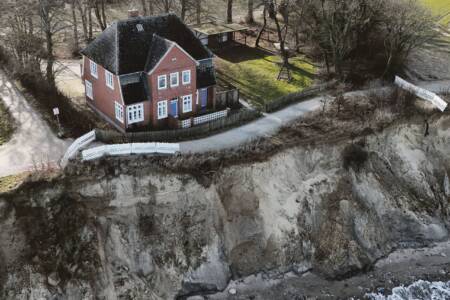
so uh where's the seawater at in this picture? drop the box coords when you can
[366,280,450,300]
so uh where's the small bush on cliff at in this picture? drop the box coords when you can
[342,144,368,171]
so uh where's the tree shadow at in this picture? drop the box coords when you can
[215,44,276,63]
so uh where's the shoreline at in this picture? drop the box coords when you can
[198,241,450,299]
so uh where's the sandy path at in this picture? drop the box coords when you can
[0,70,72,177]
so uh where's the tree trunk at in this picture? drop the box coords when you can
[324,51,330,75]
[71,0,79,55]
[227,0,233,23]
[93,0,107,31]
[39,0,55,86]
[88,5,93,41]
[180,0,187,21]
[148,0,154,15]
[140,0,148,15]
[76,0,89,42]
[271,3,288,66]
[269,1,291,80]
[255,5,267,47]
[45,29,55,86]
[246,0,254,24]
[196,0,201,24]
[164,0,170,13]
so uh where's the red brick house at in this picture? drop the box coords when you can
[80,13,217,132]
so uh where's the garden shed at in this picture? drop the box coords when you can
[190,21,249,49]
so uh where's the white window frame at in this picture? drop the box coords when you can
[105,70,114,90]
[182,70,191,85]
[115,101,124,123]
[90,60,98,79]
[221,33,228,42]
[157,100,168,119]
[158,75,167,90]
[127,103,144,124]
[182,94,192,113]
[170,72,179,87]
[85,80,93,100]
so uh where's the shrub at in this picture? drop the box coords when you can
[342,143,368,171]
[18,72,95,137]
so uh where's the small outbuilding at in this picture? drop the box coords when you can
[190,21,249,49]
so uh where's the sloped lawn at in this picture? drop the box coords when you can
[420,0,450,25]
[0,173,28,193]
[0,98,15,145]
[216,46,315,108]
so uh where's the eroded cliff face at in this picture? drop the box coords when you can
[0,115,449,299]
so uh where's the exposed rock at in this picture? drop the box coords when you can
[0,115,449,299]
[48,272,60,287]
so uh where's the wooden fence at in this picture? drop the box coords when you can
[96,109,261,144]
[216,89,240,108]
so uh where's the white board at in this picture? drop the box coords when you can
[394,76,448,112]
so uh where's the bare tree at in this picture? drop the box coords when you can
[70,0,80,55]
[227,0,233,23]
[39,0,65,86]
[0,1,44,74]
[381,0,435,77]
[268,0,291,80]
[93,0,107,31]
[140,0,148,15]
[76,0,93,42]
[255,1,267,47]
[246,0,254,24]
[195,0,202,24]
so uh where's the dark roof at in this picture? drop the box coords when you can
[144,34,172,72]
[119,73,150,105]
[81,13,213,75]
[197,66,216,88]
[81,23,118,73]
[121,81,148,105]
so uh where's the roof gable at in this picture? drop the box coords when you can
[144,34,173,73]
[81,13,213,75]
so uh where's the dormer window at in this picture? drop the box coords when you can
[136,24,144,32]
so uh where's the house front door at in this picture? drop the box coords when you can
[200,88,208,109]
[170,99,178,117]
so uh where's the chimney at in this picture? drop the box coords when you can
[128,9,140,18]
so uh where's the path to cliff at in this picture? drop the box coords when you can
[179,80,450,153]
[0,70,72,177]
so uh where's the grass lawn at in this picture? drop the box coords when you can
[0,98,15,145]
[420,0,450,25]
[0,173,28,194]
[215,46,315,108]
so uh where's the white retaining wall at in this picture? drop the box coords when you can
[81,142,180,161]
[395,76,448,112]
[60,130,96,167]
